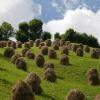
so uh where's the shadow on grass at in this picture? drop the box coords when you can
[41,93,56,100]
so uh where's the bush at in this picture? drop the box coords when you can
[41,46,48,55]
[12,80,35,100]
[44,68,56,82]
[25,50,35,59]
[4,47,15,58]
[66,89,85,100]
[35,54,45,67]
[15,57,27,71]
[76,47,84,57]
[60,54,69,65]
[48,49,57,59]
[11,54,22,64]
[25,72,42,95]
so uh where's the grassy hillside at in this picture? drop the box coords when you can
[0,46,100,100]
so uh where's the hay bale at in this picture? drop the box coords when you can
[35,39,41,47]
[24,42,30,49]
[35,54,45,67]
[17,41,22,48]
[39,42,45,49]
[76,47,84,57]
[44,63,54,70]
[4,47,15,58]
[61,46,69,55]
[60,54,69,65]
[29,40,34,47]
[87,68,98,76]
[25,72,42,95]
[72,43,79,52]
[79,43,84,49]
[22,48,29,57]
[0,41,6,48]
[44,68,56,82]
[84,45,90,53]
[11,54,22,64]
[25,50,35,59]
[46,39,52,47]
[94,94,100,100]
[11,42,16,49]
[15,57,27,71]
[12,80,35,100]
[91,49,99,59]
[53,39,60,46]
[48,49,57,59]
[53,44,59,50]
[60,39,65,46]
[7,40,12,47]
[87,68,99,85]
[66,89,85,100]
[41,46,48,55]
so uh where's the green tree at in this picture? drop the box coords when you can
[16,30,28,42]
[0,22,14,40]
[54,32,61,40]
[29,19,43,41]
[41,31,51,41]
[19,22,29,32]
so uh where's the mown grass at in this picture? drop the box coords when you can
[0,46,100,100]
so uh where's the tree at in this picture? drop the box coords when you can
[64,28,76,42]
[0,22,14,40]
[41,31,51,41]
[16,30,28,42]
[29,19,43,41]
[54,32,61,40]
[19,22,29,32]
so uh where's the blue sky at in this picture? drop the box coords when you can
[0,0,100,42]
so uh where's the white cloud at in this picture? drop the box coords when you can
[43,8,100,43]
[0,0,42,28]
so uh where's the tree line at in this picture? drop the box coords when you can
[0,19,99,48]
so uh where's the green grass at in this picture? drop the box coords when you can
[0,46,100,100]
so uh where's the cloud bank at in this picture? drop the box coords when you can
[0,0,42,27]
[43,8,100,43]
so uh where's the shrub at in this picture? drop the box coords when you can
[4,47,15,58]
[48,49,57,59]
[35,54,45,67]
[66,89,85,100]
[44,68,56,82]
[12,80,35,100]
[15,57,27,71]
[60,54,69,65]
[25,72,42,95]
